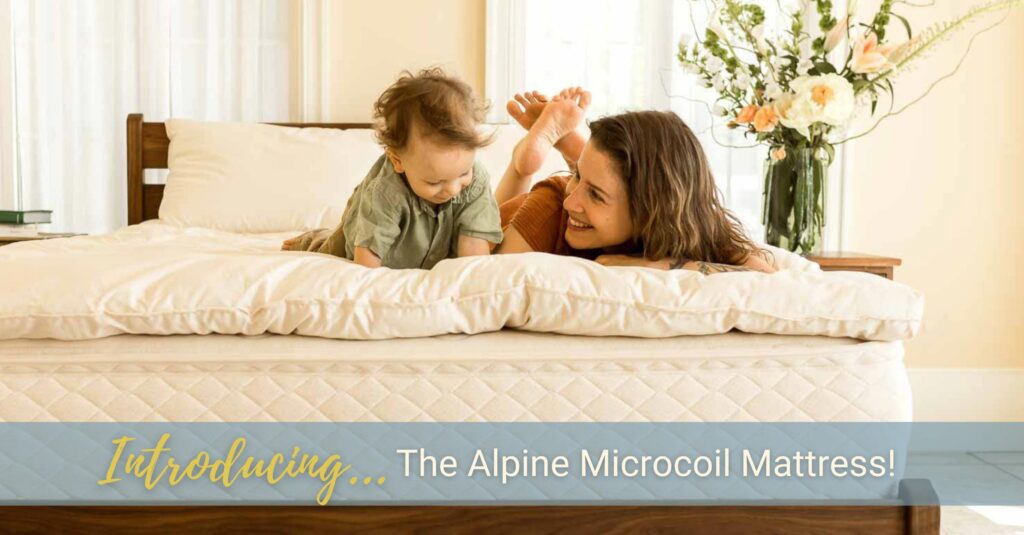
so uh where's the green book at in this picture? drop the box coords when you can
[0,210,52,224]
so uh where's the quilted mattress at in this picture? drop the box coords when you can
[0,330,911,422]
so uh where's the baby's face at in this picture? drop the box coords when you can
[389,134,475,206]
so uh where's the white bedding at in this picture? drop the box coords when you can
[0,222,923,342]
[0,330,911,422]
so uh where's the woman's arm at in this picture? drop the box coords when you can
[740,253,777,273]
[494,146,536,206]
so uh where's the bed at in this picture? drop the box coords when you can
[0,115,936,533]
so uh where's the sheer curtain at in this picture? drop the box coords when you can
[0,0,15,210]
[486,0,790,241]
[6,0,293,233]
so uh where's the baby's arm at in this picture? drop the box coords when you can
[457,235,491,257]
[454,166,504,258]
[353,246,383,268]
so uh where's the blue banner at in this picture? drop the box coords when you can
[0,422,1022,505]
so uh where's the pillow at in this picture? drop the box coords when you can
[159,120,566,234]
[161,119,369,233]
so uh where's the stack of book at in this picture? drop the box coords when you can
[0,210,53,236]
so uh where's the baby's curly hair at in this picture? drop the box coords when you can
[373,67,491,152]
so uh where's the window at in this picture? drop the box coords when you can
[1,0,295,233]
[487,0,848,247]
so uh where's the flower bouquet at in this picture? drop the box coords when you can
[677,0,1020,254]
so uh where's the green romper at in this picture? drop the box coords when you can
[313,155,503,269]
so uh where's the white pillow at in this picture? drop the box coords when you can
[160,120,565,234]
[161,119,370,233]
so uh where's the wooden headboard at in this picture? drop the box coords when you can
[125,114,373,225]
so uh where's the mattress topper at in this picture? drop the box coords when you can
[0,222,924,342]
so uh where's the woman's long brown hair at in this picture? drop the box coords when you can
[588,111,764,266]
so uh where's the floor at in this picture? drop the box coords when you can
[942,507,1024,534]
[909,451,1024,534]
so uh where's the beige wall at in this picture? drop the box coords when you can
[845,6,1024,368]
[324,0,486,122]
[320,1,1024,369]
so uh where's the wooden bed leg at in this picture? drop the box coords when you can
[899,479,940,535]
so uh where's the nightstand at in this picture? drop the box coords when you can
[806,251,902,280]
[0,232,84,247]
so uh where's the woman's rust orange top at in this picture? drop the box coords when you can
[498,174,598,260]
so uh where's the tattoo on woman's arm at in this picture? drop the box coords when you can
[694,262,753,275]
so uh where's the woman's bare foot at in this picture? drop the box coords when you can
[506,91,549,130]
[512,87,591,176]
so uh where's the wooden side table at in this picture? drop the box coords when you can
[0,232,84,247]
[806,251,902,280]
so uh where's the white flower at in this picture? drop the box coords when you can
[713,75,727,93]
[797,59,815,75]
[682,62,701,75]
[734,71,752,90]
[848,0,859,16]
[706,56,725,72]
[765,82,784,101]
[750,23,769,52]
[712,104,729,117]
[678,33,693,50]
[708,9,731,43]
[699,78,714,89]
[777,74,856,139]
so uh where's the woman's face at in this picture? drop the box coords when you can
[562,141,634,251]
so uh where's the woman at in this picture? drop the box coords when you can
[495,87,774,274]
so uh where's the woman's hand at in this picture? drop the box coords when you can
[595,255,672,270]
[595,254,777,274]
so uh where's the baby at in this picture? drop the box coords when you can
[282,68,502,269]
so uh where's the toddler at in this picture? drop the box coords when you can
[283,68,502,269]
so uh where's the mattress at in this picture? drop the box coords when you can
[0,330,911,422]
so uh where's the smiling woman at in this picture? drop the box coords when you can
[496,88,775,274]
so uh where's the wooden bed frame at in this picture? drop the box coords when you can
[117,113,940,534]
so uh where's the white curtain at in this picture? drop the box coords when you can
[487,0,790,240]
[7,0,293,233]
[0,0,15,210]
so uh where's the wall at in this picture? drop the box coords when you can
[324,0,486,122]
[845,5,1024,369]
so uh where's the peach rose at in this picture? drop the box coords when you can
[851,32,897,74]
[753,105,779,133]
[735,104,759,124]
[771,146,787,162]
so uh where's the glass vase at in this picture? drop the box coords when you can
[761,146,828,255]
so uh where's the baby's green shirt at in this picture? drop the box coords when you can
[320,154,503,269]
